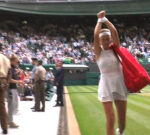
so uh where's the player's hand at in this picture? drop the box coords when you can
[97,10,106,18]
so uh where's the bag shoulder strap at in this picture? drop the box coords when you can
[111,46,122,64]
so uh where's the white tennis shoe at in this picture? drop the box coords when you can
[116,128,123,135]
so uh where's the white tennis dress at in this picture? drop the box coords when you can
[97,48,128,102]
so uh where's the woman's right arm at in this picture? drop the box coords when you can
[93,11,105,60]
[93,22,102,60]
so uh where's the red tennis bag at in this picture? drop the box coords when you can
[110,43,150,93]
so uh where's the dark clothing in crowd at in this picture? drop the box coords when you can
[9,65,19,89]
[54,68,64,86]
[54,68,64,106]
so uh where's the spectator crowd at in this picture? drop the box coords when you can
[0,15,150,65]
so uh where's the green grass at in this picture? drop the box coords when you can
[67,85,150,135]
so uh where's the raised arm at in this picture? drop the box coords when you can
[93,22,102,59]
[105,19,120,47]
[93,11,105,60]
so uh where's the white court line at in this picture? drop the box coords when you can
[1,94,60,135]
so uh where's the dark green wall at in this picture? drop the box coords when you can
[0,1,150,15]
[21,64,150,85]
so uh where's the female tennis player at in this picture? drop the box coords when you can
[93,10,128,135]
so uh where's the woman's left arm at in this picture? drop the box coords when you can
[105,19,120,47]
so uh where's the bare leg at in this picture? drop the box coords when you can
[115,100,127,134]
[102,102,115,135]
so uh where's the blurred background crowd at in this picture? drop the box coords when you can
[0,14,150,66]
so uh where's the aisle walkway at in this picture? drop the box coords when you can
[2,94,60,135]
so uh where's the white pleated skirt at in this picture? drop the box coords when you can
[98,71,128,102]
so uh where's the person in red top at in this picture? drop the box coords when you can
[19,69,26,82]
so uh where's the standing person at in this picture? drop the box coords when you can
[8,54,24,128]
[46,70,51,92]
[54,61,64,107]
[46,69,54,92]
[17,68,26,99]
[0,44,11,134]
[34,60,46,112]
[93,11,128,135]
[31,58,38,109]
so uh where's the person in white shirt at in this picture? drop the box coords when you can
[0,43,11,134]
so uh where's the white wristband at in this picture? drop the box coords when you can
[101,17,108,23]
[97,18,103,23]
[97,17,108,23]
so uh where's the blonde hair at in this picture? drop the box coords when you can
[99,29,111,38]
[10,54,18,61]
[100,28,110,33]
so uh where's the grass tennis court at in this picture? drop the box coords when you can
[67,85,150,135]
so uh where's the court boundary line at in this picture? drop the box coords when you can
[64,86,81,135]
